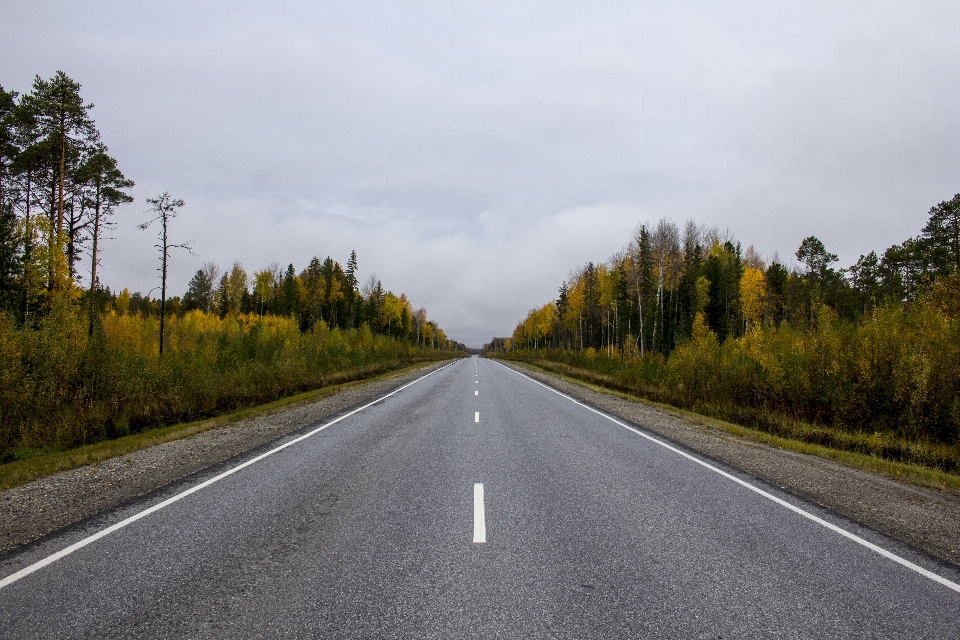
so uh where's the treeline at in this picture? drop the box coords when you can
[0,72,464,462]
[83,254,460,351]
[497,198,960,355]
[174,254,458,349]
[0,72,460,351]
[1,72,133,320]
[489,197,960,468]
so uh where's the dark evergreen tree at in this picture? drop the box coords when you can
[183,268,215,312]
[75,145,133,332]
[281,263,298,318]
[633,224,653,353]
[848,251,881,315]
[320,256,346,327]
[343,249,359,327]
[300,256,324,329]
[555,281,569,348]
[796,236,838,282]
[217,273,231,318]
[19,72,99,289]
[581,262,601,349]
[0,199,20,312]
[765,261,789,325]
[613,264,631,350]
[345,250,358,291]
[0,86,19,217]
[922,194,960,276]
[677,240,704,339]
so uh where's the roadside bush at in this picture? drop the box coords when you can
[0,307,458,461]
[496,299,960,472]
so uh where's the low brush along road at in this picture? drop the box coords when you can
[1,356,958,637]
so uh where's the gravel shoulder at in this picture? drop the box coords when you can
[0,360,451,556]
[500,360,960,570]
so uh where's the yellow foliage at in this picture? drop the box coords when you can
[102,309,157,358]
[1,305,457,458]
[114,288,130,315]
[381,292,405,331]
[740,267,766,329]
[930,273,960,319]
[691,312,713,343]
[512,302,556,348]
[694,276,710,316]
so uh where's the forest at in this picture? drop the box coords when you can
[0,72,463,463]
[488,198,960,474]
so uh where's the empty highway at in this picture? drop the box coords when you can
[1,356,958,638]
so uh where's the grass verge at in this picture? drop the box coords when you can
[502,358,960,496]
[0,358,455,492]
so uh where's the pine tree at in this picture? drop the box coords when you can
[345,250,358,291]
[0,199,20,312]
[0,85,19,218]
[139,193,191,354]
[19,72,99,290]
[183,267,215,312]
[281,264,298,317]
[556,281,569,348]
[343,250,359,327]
[922,194,960,275]
[75,144,133,333]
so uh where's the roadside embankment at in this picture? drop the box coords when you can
[499,359,960,570]
[0,360,452,555]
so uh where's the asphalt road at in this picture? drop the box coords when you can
[1,356,959,638]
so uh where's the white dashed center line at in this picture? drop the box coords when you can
[474,411,479,422]
[473,483,486,543]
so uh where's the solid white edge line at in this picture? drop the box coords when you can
[494,361,960,595]
[0,361,458,591]
[473,482,486,543]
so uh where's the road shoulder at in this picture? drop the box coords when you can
[499,360,960,570]
[0,360,451,556]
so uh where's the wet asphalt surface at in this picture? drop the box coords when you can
[1,356,958,638]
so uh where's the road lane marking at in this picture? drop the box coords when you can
[475,390,478,395]
[475,412,480,422]
[473,483,486,543]
[496,361,960,595]
[0,361,459,591]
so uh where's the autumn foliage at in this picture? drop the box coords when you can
[0,302,458,461]
[490,200,960,472]
[0,73,465,462]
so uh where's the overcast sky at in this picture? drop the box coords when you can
[3,1,959,346]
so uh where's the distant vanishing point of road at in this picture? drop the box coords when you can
[1,357,958,638]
